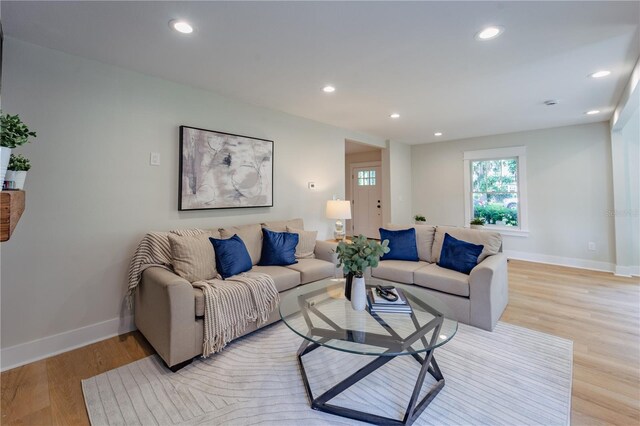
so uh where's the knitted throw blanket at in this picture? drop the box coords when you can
[193,273,279,357]
[127,231,279,357]
[126,232,174,306]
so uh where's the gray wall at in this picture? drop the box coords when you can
[0,38,385,350]
[411,122,615,267]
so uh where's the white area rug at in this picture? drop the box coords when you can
[82,322,572,425]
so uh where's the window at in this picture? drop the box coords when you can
[357,169,376,186]
[464,146,528,236]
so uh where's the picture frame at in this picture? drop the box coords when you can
[179,125,274,211]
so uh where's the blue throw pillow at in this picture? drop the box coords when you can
[209,234,253,279]
[258,228,299,266]
[438,233,484,275]
[379,228,419,261]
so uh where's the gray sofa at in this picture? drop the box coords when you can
[134,219,508,370]
[134,219,338,370]
[370,224,508,331]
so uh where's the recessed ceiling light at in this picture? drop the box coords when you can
[434,132,443,136]
[390,113,400,119]
[322,85,336,93]
[585,110,601,115]
[590,70,611,79]
[170,20,193,34]
[475,26,504,41]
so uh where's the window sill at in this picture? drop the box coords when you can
[487,227,529,237]
[467,226,529,237]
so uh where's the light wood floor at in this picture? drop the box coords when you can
[2,260,639,425]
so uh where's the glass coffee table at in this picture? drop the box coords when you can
[279,277,458,425]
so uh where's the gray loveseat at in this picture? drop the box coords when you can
[370,224,508,331]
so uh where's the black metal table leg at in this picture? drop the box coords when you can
[298,347,445,425]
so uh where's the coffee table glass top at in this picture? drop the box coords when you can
[279,277,458,356]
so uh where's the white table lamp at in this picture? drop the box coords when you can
[326,200,352,241]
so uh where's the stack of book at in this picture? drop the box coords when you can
[367,287,412,314]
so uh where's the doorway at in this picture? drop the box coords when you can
[345,140,383,239]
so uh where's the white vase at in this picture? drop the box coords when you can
[350,276,367,311]
[470,224,484,229]
[4,170,27,190]
[0,147,11,186]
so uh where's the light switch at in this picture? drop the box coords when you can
[150,152,161,166]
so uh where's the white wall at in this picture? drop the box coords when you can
[0,38,385,358]
[610,57,640,276]
[620,110,640,269]
[387,140,413,225]
[611,99,640,276]
[411,122,616,269]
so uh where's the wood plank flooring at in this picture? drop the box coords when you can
[2,260,639,425]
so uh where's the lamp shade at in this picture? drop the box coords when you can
[326,200,352,220]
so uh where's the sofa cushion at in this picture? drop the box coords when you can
[261,218,304,232]
[287,227,317,259]
[219,224,263,265]
[438,233,484,275]
[371,260,429,284]
[209,235,253,279]
[286,259,334,284]
[431,226,502,263]
[414,263,470,297]
[386,224,436,262]
[251,265,301,292]
[379,228,419,261]
[258,228,298,266]
[168,231,220,282]
[193,265,300,317]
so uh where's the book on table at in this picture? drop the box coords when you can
[368,288,413,313]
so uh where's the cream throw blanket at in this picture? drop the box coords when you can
[193,273,279,356]
[127,231,280,357]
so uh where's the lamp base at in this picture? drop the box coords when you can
[334,219,346,241]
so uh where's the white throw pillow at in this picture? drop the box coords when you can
[168,231,220,282]
[287,227,317,259]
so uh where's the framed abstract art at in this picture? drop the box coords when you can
[179,126,273,211]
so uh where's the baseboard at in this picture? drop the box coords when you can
[504,250,615,273]
[614,265,640,277]
[1,315,136,372]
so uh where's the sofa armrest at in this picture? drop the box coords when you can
[468,253,509,331]
[315,240,338,264]
[134,267,199,367]
[314,240,341,277]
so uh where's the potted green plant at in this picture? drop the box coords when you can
[470,217,486,229]
[5,154,31,190]
[1,112,37,186]
[414,214,426,224]
[336,235,390,310]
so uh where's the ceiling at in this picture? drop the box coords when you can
[3,1,639,145]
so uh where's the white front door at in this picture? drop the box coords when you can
[352,165,382,239]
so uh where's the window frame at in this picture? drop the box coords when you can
[463,146,529,237]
